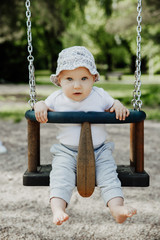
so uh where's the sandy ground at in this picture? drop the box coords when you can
[0,84,160,239]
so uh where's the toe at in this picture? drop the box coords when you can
[64,215,69,222]
[127,208,137,217]
[53,214,69,225]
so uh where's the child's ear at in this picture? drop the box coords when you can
[57,76,61,86]
[93,75,96,82]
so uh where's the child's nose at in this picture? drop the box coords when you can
[74,80,81,89]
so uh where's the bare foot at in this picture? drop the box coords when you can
[110,205,137,224]
[51,197,69,226]
[53,208,69,225]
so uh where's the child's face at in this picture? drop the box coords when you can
[58,67,95,102]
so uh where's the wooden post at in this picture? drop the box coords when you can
[130,123,136,168]
[130,121,144,172]
[77,122,95,197]
[28,119,40,172]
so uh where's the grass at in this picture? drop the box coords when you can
[35,70,52,85]
[0,70,160,122]
[0,109,28,123]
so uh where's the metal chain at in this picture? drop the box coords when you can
[25,0,37,108]
[132,0,142,110]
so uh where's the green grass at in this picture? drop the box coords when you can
[35,70,52,85]
[0,109,27,123]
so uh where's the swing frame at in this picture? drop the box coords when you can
[23,110,149,189]
[24,0,149,196]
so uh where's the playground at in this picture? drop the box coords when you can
[0,84,160,240]
[0,0,160,238]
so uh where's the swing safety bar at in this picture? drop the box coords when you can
[25,109,146,124]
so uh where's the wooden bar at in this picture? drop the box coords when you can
[130,123,136,167]
[77,122,95,197]
[28,119,40,172]
[130,121,144,172]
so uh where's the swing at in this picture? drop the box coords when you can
[23,0,149,197]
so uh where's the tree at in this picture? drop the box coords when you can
[0,1,28,83]
[105,0,160,73]
[0,0,89,83]
[62,0,130,72]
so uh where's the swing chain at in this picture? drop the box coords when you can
[25,0,37,108]
[132,0,142,111]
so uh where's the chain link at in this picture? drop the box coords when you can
[132,0,142,110]
[25,0,37,108]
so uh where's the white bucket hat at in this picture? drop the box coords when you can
[50,46,100,86]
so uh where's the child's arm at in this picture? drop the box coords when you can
[34,101,54,123]
[106,100,130,121]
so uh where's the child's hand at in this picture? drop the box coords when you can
[34,101,54,123]
[109,100,130,121]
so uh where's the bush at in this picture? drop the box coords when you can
[142,86,160,107]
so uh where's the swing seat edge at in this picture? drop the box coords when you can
[23,164,149,187]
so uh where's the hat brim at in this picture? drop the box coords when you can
[50,69,100,87]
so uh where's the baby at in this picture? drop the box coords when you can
[34,46,137,225]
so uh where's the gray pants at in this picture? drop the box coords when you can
[50,142,123,205]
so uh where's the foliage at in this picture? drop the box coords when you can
[145,0,160,9]
[0,0,89,83]
[0,41,28,83]
[141,85,160,107]
[0,1,24,41]
[0,1,27,82]
[106,0,160,73]
[0,0,160,83]
[62,0,131,73]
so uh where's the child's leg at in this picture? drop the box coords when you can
[108,197,137,224]
[95,143,137,224]
[50,144,77,225]
[51,197,69,225]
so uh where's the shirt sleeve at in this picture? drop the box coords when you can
[44,90,61,109]
[98,87,114,110]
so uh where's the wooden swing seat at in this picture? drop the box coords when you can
[23,164,149,187]
[23,110,149,197]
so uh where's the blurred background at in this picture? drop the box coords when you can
[0,0,160,121]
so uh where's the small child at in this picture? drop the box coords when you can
[34,46,137,225]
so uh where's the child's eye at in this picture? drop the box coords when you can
[81,77,88,81]
[67,77,73,81]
